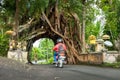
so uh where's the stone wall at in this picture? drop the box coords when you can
[7,40,28,63]
[79,52,103,64]
[79,51,120,64]
[7,50,28,63]
[103,51,119,63]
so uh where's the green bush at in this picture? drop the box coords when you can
[48,57,54,64]
[0,31,9,56]
[102,62,120,68]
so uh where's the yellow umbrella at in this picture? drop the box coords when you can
[5,30,16,36]
[5,30,14,35]
[102,35,110,40]
[90,40,96,44]
[89,35,96,40]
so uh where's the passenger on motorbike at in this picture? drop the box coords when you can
[53,38,66,63]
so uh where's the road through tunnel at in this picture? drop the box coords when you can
[26,33,62,64]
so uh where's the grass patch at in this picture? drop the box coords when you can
[79,61,120,68]
[102,62,120,68]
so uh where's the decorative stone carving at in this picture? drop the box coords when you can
[9,40,17,50]
[95,39,104,52]
[8,40,28,63]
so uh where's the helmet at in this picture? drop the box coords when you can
[57,38,63,43]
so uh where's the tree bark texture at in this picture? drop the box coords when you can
[14,0,19,40]
[43,0,83,64]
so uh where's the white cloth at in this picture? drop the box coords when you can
[104,41,113,47]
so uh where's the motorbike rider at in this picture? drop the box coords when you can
[53,38,66,63]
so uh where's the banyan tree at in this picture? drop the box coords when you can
[9,0,87,64]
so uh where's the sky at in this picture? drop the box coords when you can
[33,39,40,48]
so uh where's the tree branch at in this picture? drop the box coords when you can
[19,18,34,32]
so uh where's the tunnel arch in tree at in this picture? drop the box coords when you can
[18,0,85,64]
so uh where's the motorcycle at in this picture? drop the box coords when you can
[55,52,66,68]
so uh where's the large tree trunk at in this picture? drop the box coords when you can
[81,0,86,54]
[13,0,19,40]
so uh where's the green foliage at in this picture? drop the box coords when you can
[1,0,15,15]
[116,55,120,62]
[0,0,120,58]
[99,0,119,40]
[31,38,54,64]
[47,57,54,64]
[0,29,9,56]
[59,0,83,19]
[82,1,102,42]
[86,22,101,41]
[31,47,45,60]
[116,0,120,35]
[102,62,120,68]
[0,0,50,25]
[28,0,49,18]
[39,38,54,59]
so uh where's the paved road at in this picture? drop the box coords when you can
[0,62,120,80]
